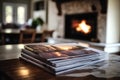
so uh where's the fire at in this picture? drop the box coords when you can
[76,20,91,34]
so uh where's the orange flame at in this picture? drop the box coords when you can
[76,20,91,34]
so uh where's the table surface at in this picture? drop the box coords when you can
[0,28,42,34]
[0,43,120,80]
[0,28,43,45]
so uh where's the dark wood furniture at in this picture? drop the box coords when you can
[1,59,116,80]
[40,30,54,42]
[19,29,36,43]
[0,29,42,45]
[0,43,120,80]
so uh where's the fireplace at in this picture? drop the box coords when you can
[64,12,98,41]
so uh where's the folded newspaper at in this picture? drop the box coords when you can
[20,43,108,75]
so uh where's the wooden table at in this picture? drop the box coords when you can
[0,28,43,34]
[0,44,120,80]
[0,28,43,45]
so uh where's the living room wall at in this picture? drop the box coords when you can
[105,0,120,53]
[33,0,46,22]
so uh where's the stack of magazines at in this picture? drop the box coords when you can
[20,43,108,75]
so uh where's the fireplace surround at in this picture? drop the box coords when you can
[48,0,120,53]
[65,12,98,42]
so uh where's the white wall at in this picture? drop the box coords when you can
[48,0,58,30]
[33,0,46,22]
[33,10,46,22]
[106,0,120,43]
[105,0,120,53]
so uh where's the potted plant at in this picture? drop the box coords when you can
[31,17,44,29]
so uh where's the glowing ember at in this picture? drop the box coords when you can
[76,20,91,34]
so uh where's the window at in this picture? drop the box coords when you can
[17,6,25,24]
[3,3,27,24]
[5,5,13,23]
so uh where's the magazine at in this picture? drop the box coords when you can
[20,53,104,75]
[20,43,108,75]
[24,44,100,61]
[22,49,103,67]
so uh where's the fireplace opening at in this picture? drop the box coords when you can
[64,12,98,42]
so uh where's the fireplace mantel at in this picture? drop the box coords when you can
[52,0,107,15]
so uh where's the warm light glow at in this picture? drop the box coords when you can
[6,45,13,50]
[18,44,24,49]
[76,20,91,34]
[78,42,89,47]
[5,29,12,33]
[54,52,62,56]
[57,46,74,50]
[19,67,29,76]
